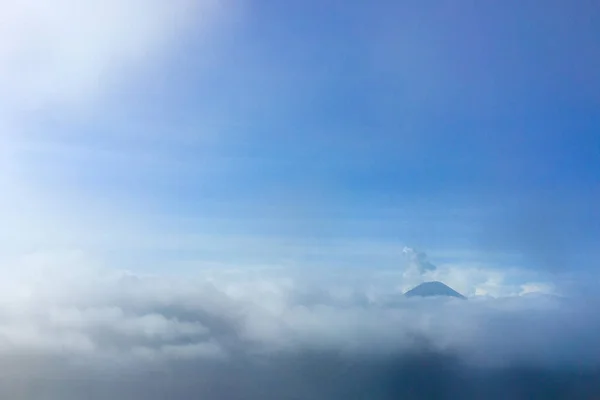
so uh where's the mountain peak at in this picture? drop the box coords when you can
[404,281,466,299]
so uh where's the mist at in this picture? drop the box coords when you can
[2,0,599,398]
[0,256,598,400]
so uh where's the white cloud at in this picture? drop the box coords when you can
[0,252,587,362]
[519,282,556,296]
[0,251,596,398]
[402,246,437,274]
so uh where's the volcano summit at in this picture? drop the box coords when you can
[404,281,466,299]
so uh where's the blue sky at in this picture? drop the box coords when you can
[1,0,599,292]
[6,4,600,396]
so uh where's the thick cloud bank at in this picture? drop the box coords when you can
[0,255,599,399]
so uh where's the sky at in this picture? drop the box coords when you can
[2,0,599,279]
[1,1,600,398]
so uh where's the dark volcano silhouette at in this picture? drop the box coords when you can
[404,281,466,299]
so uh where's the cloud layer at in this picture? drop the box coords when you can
[0,252,598,399]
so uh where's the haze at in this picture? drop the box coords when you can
[1,0,599,398]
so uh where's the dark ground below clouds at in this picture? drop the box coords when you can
[2,349,600,400]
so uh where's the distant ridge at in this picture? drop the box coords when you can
[404,281,466,299]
